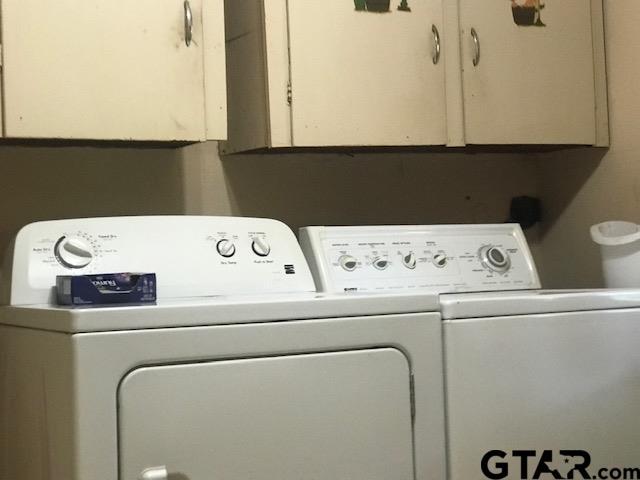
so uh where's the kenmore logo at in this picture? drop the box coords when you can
[284,265,296,275]
[344,287,358,292]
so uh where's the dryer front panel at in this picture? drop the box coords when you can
[118,348,415,480]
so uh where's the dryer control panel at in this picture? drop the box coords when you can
[2,216,316,305]
[299,224,541,294]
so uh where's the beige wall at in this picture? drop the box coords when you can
[0,146,187,258]
[537,1,640,288]
[0,142,539,265]
[188,145,539,230]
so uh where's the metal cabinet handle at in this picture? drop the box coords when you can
[471,27,480,66]
[140,466,168,480]
[184,0,193,47]
[432,25,441,65]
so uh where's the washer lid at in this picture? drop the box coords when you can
[440,289,640,319]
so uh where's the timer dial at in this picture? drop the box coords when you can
[479,246,511,273]
[54,236,94,269]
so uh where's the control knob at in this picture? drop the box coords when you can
[479,246,511,273]
[338,255,358,272]
[402,252,417,270]
[433,253,448,268]
[216,239,236,258]
[54,236,94,269]
[372,257,389,271]
[251,237,271,257]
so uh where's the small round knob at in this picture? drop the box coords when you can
[54,236,94,269]
[479,246,511,273]
[338,255,358,272]
[216,239,236,258]
[372,257,389,271]
[251,237,271,257]
[402,252,417,270]
[433,253,448,268]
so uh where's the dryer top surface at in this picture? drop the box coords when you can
[0,291,440,333]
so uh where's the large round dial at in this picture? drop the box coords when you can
[54,236,94,269]
[479,246,511,273]
[216,239,236,258]
[251,237,271,257]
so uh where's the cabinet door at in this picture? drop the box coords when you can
[287,0,446,147]
[2,0,206,141]
[203,0,228,140]
[459,0,596,144]
[119,349,414,480]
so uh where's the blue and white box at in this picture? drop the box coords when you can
[56,273,157,306]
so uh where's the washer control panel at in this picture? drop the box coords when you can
[2,216,315,306]
[299,224,541,294]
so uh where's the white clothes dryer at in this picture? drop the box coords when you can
[300,224,640,480]
[0,216,446,480]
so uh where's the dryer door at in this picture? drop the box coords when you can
[118,348,415,480]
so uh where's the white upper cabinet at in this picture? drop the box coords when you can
[223,0,446,152]
[223,0,607,152]
[1,0,227,141]
[458,0,599,145]
[287,0,446,147]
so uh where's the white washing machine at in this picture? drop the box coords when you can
[0,216,446,480]
[300,224,640,479]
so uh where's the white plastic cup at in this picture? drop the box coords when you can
[591,221,640,288]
